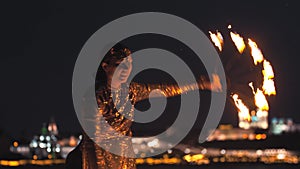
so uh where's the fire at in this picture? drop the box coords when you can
[262,60,274,79]
[248,82,269,129]
[263,79,276,95]
[209,31,223,52]
[262,60,276,95]
[230,32,246,53]
[254,88,269,111]
[232,94,251,122]
[248,39,264,65]
[207,26,276,130]
[249,82,269,111]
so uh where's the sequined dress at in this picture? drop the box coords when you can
[66,81,206,169]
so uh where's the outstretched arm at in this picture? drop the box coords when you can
[130,73,222,103]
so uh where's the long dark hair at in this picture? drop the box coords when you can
[95,43,131,90]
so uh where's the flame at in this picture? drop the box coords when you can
[232,94,251,122]
[248,39,264,65]
[249,82,269,111]
[207,26,276,130]
[249,82,256,95]
[263,79,276,95]
[262,60,276,95]
[262,60,274,79]
[230,32,246,53]
[209,31,223,51]
[254,88,269,111]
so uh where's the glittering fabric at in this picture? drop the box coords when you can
[80,80,206,169]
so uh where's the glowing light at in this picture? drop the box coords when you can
[255,89,269,111]
[183,155,192,162]
[242,134,248,139]
[262,60,276,95]
[230,32,246,53]
[33,155,38,160]
[147,139,159,148]
[232,94,250,122]
[0,161,19,167]
[13,141,19,147]
[39,136,44,141]
[256,150,263,156]
[184,148,191,154]
[261,122,268,129]
[209,31,224,51]
[277,153,286,160]
[183,154,207,164]
[205,26,276,130]
[256,110,268,117]
[39,143,46,148]
[262,79,276,95]
[248,39,264,65]
[261,134,267,139]
[201,148,207,154]
[0,159,65,166]
[31,141,38,148]
[249,83,269,111]
[255,134,262,140]
[69,136,77,147]
[55,147,61,152]
[262,60,274,79]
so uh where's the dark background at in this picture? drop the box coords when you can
[1,0,299,141]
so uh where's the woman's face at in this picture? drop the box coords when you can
[102,55,133,86]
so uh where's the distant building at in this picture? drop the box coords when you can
[10,118,80,159]
[48,117,58,136]
[206,124,267,141]
[270,117,300,135]
[29,119,61,159]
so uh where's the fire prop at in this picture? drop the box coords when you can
[209,25,276,129]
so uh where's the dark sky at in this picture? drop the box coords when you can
[1,0,299,139]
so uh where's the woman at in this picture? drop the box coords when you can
[66,43,222,169]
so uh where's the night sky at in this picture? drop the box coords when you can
[1,0,299,140]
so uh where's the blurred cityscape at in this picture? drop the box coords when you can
[1,115,300,168]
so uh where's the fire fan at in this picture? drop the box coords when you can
[208,25,276,130]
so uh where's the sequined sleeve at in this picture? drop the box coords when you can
[95,89,133,137]
[130,78,207,103]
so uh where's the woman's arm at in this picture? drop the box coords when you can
[130,74,222,103]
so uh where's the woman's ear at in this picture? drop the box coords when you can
[101,62,108,72]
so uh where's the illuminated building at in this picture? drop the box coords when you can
[28,119,61,159]
[48,117,58,136]
[270,117,300,135]
[206,124,267,141]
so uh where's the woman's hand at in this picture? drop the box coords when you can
[203,74,223,92]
